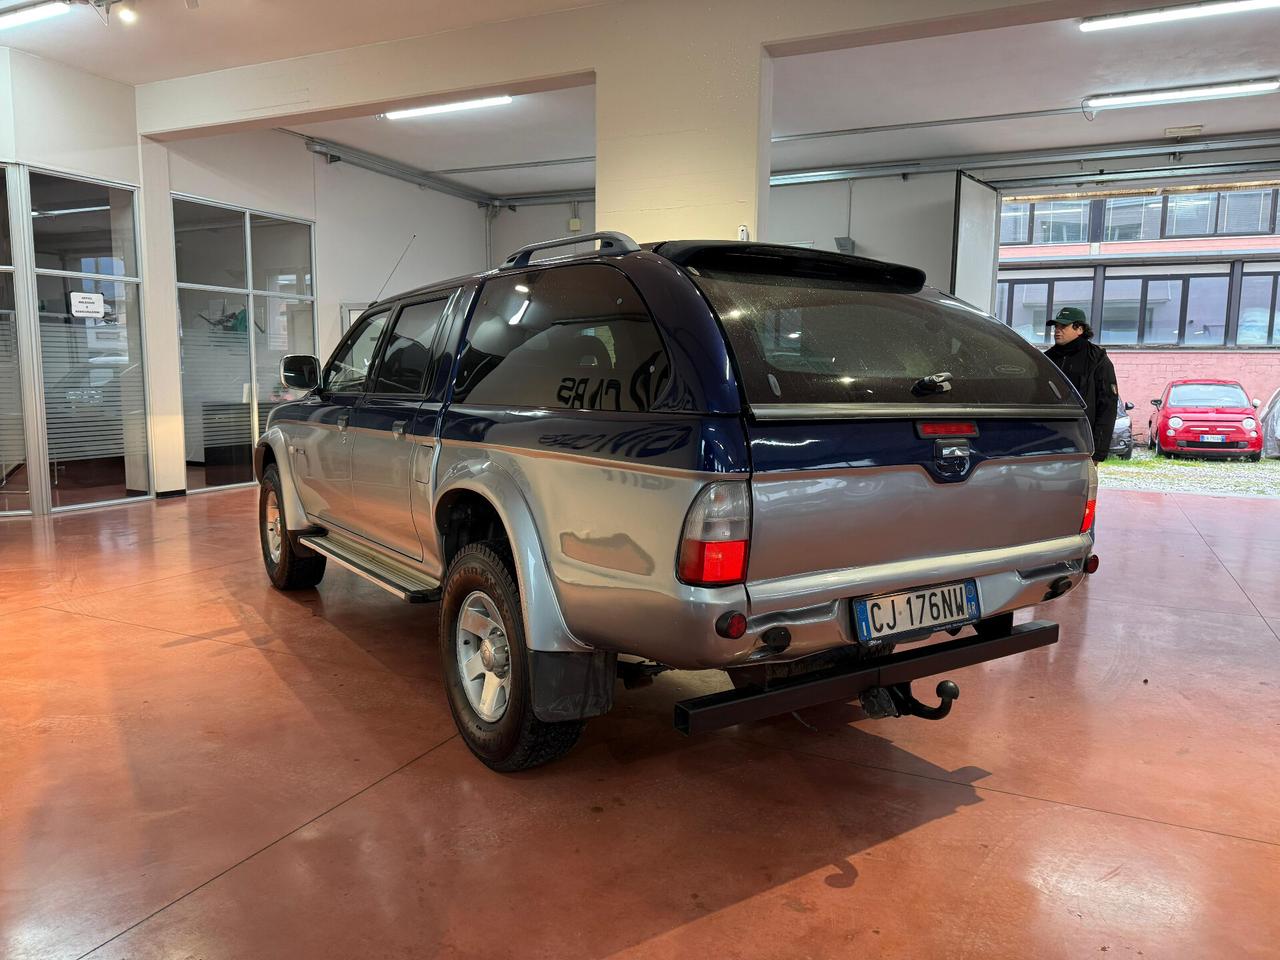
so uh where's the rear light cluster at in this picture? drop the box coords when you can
[1081,498,1097,533]
[677,481,750,586]
[918,421,978,438]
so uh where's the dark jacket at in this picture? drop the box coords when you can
[1045,338,1118,462]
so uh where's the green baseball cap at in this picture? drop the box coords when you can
[1048,306,1088,326]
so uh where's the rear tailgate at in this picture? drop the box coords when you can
[679,244,1092,612]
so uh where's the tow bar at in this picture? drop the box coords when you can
[674,620,1058,736]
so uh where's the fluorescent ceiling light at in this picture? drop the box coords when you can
[0,1,71,30]
[385,96,513,121]
[1084,78,1280,110]
[1081,0,1280,32]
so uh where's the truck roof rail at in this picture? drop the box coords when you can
[500,231,640,270]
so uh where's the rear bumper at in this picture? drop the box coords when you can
[674,620,1059,735]
[733,533,1090,664]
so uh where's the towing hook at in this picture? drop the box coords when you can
[890,680,960,720]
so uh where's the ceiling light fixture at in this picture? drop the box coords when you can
[0,1,71,31]
[1084,78,1280,111]
[115,1,136,23]
[384,95,513,121]
[1081,0,1280,32]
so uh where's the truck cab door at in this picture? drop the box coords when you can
[292,309,391,528]
[348,290,461,563]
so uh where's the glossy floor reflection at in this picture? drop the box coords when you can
[2,488,1278,959]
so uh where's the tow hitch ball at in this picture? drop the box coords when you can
[859,680,960,720]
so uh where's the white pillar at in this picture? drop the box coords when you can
[137,137,187,495]
[594,43,772,243]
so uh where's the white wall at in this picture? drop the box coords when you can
[489,202,595,268]
[167,129,314,219]
[2,50,138,185]
[314,158,486,351]
[767,182,850,252]
[847,173,958,291]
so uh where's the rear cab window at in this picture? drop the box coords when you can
[454,263,671,411]
[681,248,1077,411]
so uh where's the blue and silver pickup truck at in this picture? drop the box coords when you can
[255,233,1098,771]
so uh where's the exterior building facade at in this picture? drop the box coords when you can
[996,186,1280,439]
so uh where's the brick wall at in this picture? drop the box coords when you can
[1108,351,1280,441]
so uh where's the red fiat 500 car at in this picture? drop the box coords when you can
[1149,379,1263,462]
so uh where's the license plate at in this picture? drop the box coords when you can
[1199,434,1225,443]
[854,580,979,643]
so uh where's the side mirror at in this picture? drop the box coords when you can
[1253,398,1261,408]
[1151,398,1162,407]
[281,354,320,391]
[1124,402,1135,411]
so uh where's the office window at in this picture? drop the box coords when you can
[1103,196,1162,241]
[995,281,1009,321]
[1050,279,1094,324]
[30,173,138,278]
[1183,276,1229,346]
[1099,278,1141,345]
[173,198,317,490]
[1216,189,1273,235]
[1166,193,1216,236]
[1143,279,1182,345]
[1238,275,1277,346]
[1000,202,1030,244]
[1032,200,1089,244]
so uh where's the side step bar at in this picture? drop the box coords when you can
[674,620,1059,736]
[298,534,440,603]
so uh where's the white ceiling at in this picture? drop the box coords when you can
[4,3,1279,198]
[769,16,1280,172]
[0,0,607,85]
[285,10,1280,197]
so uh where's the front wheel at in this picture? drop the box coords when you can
[439,543,583,771]
[259,463,326,590]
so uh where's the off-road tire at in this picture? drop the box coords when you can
[260,464,326,590]
[439,542,583,771]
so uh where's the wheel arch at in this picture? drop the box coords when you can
[255,429,312,533]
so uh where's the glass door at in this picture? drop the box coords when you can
[29,172,149,509]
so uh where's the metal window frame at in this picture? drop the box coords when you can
[1029,199,1091,246]
[170,194,318,495]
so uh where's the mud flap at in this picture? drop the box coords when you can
[529,649,617,722]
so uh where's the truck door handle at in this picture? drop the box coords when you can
[337,413,350,433]
[392,420,407,440]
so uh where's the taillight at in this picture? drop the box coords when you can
[677,481,750,586]
[1081,498,1097,533]
[918,421,978,438]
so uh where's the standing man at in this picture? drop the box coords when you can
[1045,307,1118,463]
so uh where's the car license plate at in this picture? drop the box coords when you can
[1199,434,1225,443]
[854,580,979,643]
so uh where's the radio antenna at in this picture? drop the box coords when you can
[372,233,417,305]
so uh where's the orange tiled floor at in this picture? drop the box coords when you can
[2,488,1279,960]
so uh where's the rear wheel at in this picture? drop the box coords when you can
[259,464,326,590]
[439,543,583,771]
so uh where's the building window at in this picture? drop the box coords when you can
[1000,202,1030,244]
[1217,189,1274,235]
[995,278,1093,346]
[1099,278,1142,345]
[1238,275,1278,346]
[1183,276,1229,346]
[1142,279,1182,345]
[173,198,317,491]
[1103,196,1162,242]
[1165,193,1218,237]
[1032,200,1089,244]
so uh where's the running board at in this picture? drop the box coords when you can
[298,534,440,603]
[674,620,1059,736]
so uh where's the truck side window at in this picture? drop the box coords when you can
[453,265,670,411]
[324,310,389,393]
[373,297,450,395]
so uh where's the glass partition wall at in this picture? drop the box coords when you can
[173,198,315,490]
[1,166,149,515]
